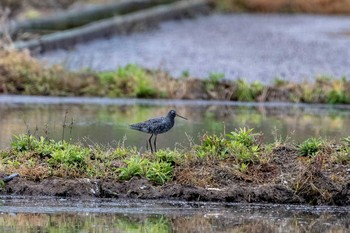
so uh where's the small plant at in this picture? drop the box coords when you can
[231,141,260,164]
[208,72,225,83]
[48,142,90,168]
[118,156,148,180]
[326,77,349,104]
[342,136,350,146]
[205,72,225,91]
[196,134,228,158]
[331,146,350,165]
[97,64,158,98]
[235,79,264,101]
[180,70,190,79]
[154,149,183,165]
[11,134,36,152]
[297,138,323,157]
[273,77,289,87]
[226,128,260,148]
[146,161,173,185]
[226,128,261,164]
[239,162,249,173]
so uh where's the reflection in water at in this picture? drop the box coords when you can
[1,98,350,149]
[0,198,349,233]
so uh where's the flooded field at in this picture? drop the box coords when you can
[39,14,350,83]
[1,95,350,149]
[0,196,349,233]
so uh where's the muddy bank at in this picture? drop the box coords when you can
[2,176,350,206]
[2,145,350,206]
[3,50,350,104]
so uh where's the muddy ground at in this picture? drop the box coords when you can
[2,146,350,206]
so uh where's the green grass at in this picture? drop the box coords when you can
[297,137,324,157]
[3,129,350,186]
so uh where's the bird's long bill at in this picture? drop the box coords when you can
[176,113,188,120]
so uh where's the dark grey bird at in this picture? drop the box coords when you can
[129,110,187,153]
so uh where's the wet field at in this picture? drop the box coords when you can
[39,14,350,83]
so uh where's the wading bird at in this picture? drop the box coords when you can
[129,110,187,153]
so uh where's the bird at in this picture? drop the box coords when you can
[129,110,187,153]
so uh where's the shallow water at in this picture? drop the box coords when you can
[1,95,350,149]
[0,196,349,233]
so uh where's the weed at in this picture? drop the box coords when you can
[342,136,350,146]
[11,134,90,168]
[298,138,323,157]
[331,147,350,165]
[97,64,158,98]
[230,141,260,164]
[154,149,184,165]
[117,155,148,180]
[180,70,190,79]
[196,134,228,159]
[209,72,225,83]
[205,72,225,91]
[146,161,173,185]
[273,77,289,87]
[226,127,260,148]
[226,128,261,164]
[235,79,264,101]
[326,78,350,104]
[48,142,90,168]
[239,162,249,173]
[11,134,36,152]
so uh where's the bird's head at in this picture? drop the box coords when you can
[168,110,187,120]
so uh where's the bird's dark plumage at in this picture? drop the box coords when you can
[129,110,187,152]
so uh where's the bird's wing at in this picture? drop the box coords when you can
[148,117,169,133]
[129,116,165,133]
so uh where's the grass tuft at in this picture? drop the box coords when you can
[297,137,323,157]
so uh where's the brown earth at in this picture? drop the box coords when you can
[2,146,350,206]
[217,0,350,14]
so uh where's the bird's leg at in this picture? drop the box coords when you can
[148,134,153,153]
[154,135,157,152]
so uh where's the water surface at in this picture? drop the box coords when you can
[1,96,350,150]
[0,196,349,233]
